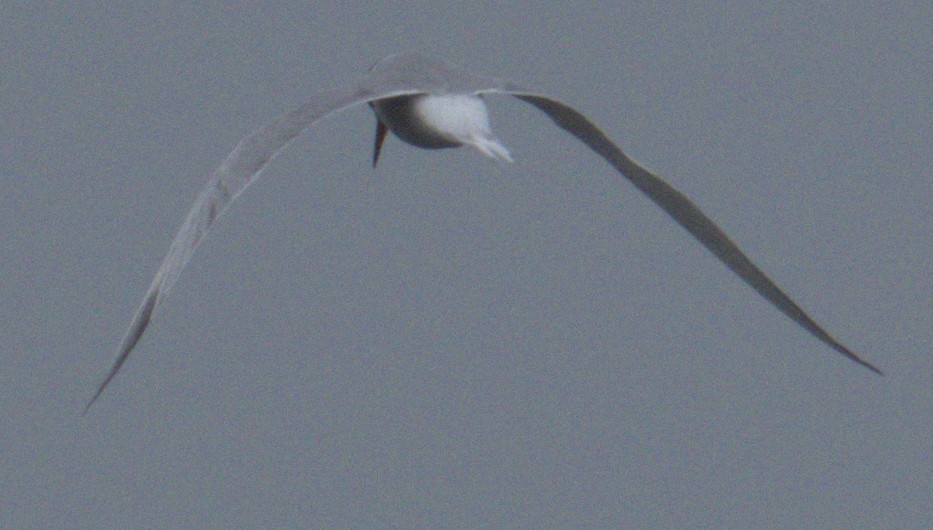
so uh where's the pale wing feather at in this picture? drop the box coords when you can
[85,89,368,412]
[85,55,487,412]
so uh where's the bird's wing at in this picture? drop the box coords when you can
[85,54,487,412]
[491,90,880,374]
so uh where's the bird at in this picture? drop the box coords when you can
[84,52,881,413]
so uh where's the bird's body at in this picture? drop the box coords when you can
[84,52,880,413]
[371,94,512,163]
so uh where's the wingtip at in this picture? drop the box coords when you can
[82,395,99,416]
[858,357,884,376]
[82,363,120,415]
[831,340,883,375]
[83,286,160,415]
[83,380,108,415]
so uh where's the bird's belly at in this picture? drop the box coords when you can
[372,94,475,150]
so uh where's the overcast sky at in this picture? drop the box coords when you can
[2,3,931,528]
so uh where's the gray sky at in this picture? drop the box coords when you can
[3,3,931,528]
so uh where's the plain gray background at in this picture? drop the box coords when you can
[3,3,931,528]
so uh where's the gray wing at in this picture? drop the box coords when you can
[496,91,881,375]
[84,54,496,412]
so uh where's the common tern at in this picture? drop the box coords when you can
[85,52,881,413]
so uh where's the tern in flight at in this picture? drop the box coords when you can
[85,52,881,412]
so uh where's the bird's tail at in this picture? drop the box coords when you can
[469,134,513,163]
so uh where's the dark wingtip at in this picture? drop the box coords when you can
[83,287,160,415]
[826,335,882,375]
[83,379,109,416]
[850,351,883,376]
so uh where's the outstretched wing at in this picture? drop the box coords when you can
[497,91,881,374]
[85,54,497,412]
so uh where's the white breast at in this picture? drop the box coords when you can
[373,94,512,162]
